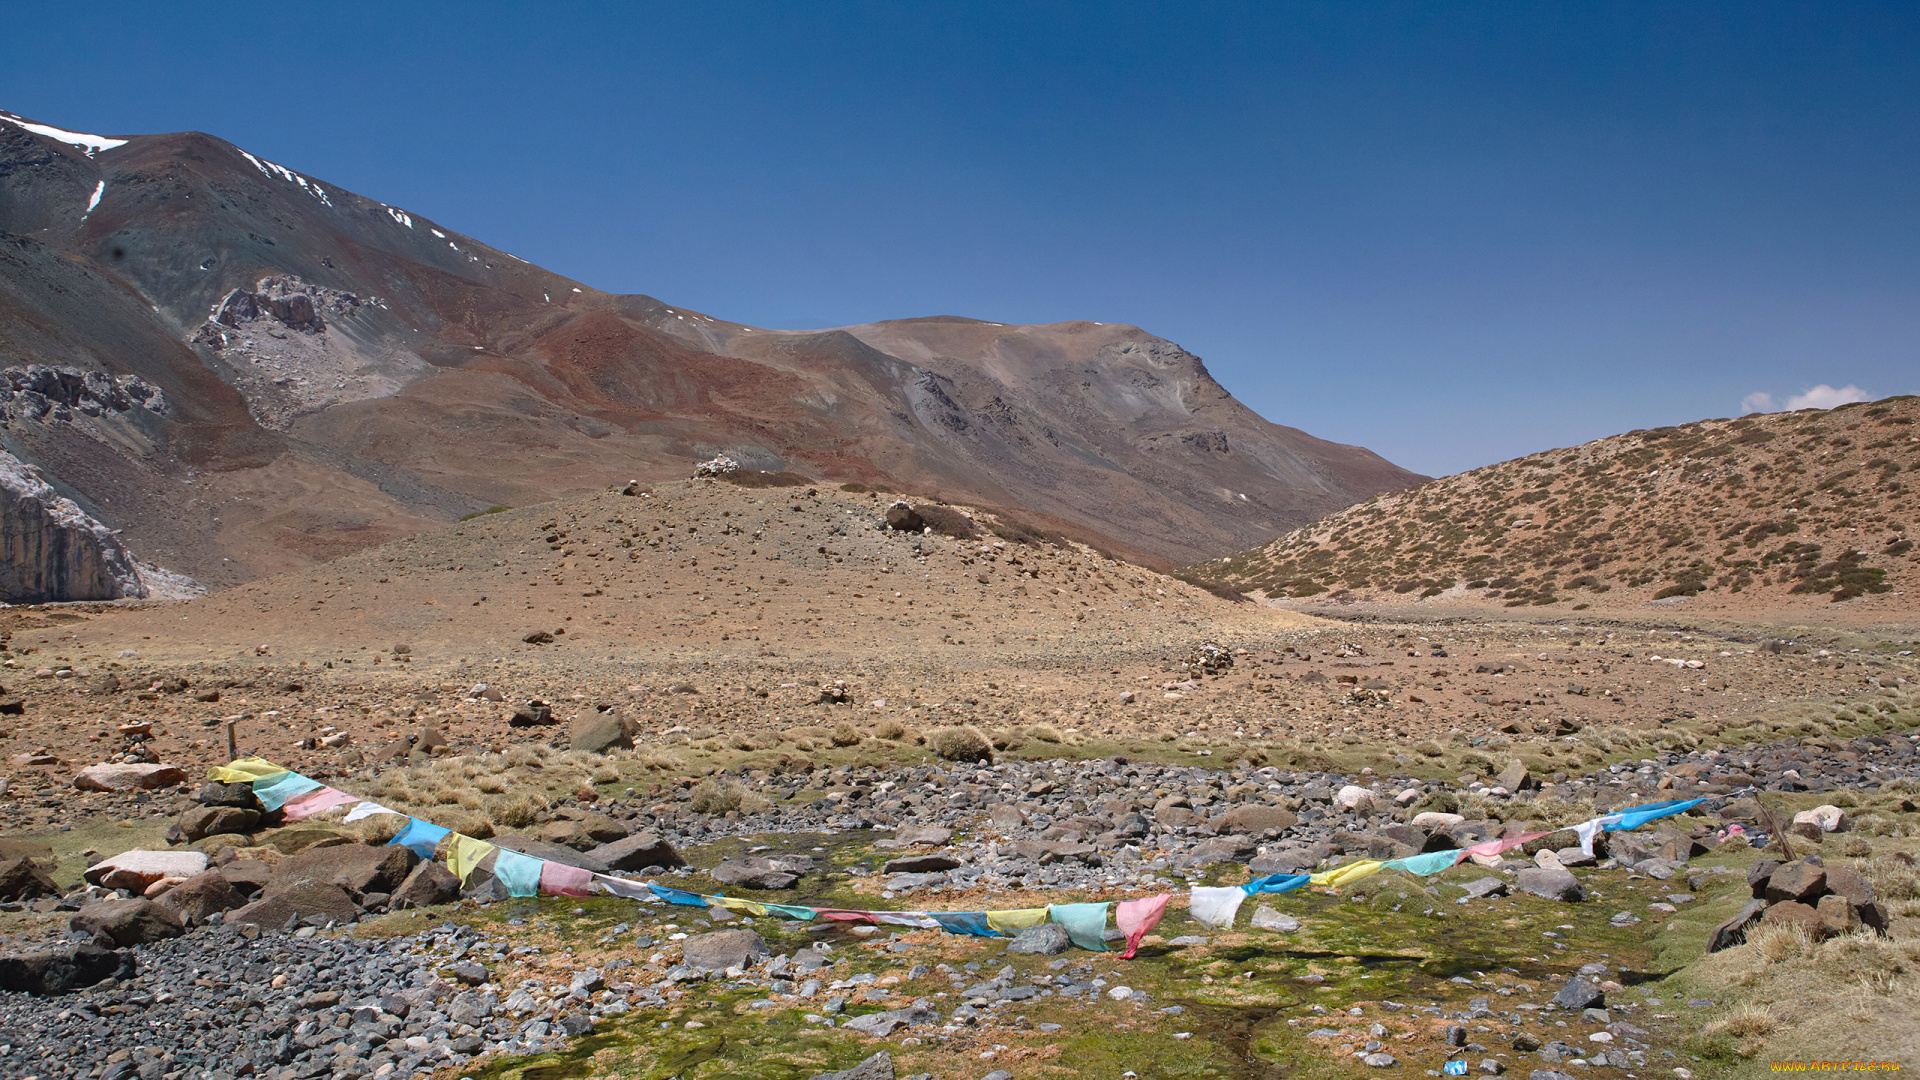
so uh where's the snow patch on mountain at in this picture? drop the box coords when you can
[0,112,128,155]
[85,180,104,213]
[236,149,334,206]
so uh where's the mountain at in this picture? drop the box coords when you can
[1190,396,1920,617]
[0,108,1420,593]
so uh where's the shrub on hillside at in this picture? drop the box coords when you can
[926,725,994,763]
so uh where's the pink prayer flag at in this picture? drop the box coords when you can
[539,860,593,897]
[1115,894,1171,960]
[280,787,359,821]
[1464,830,1553,858]
[813,908,880,923]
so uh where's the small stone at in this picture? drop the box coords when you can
[1005,923,1071,955]
[1250,906,1301,931]
[1552,976,1604,1011]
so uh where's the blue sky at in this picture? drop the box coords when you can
[6,2,1917,476]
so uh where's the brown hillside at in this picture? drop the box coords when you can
[1191,396,1920,618]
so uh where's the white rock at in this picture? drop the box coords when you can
[1106,985,1133,1000]
[1250,906,1301,932]
[84,849,208,891]
[1534,849,1565,871]
[1412,811,1465,829]
[73,762,187,792]
[1334,785,1375,812]
[1793,805,1848,833]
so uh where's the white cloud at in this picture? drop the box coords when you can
[1740,384,1871,414]
[1785,383,1871,411]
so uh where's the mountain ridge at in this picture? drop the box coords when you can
[0,107,1422,593]
[1190,395,1920,619]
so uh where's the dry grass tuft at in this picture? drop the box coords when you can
[926,725,994,763]
[831,722,863,747]
[421,807,493,840]
[690,776,747,814]
[1027,723,1063,743]
[873,717,909,741]
[489,792,547,830]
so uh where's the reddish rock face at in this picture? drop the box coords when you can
[83,850,209,891]
[72,763,186,792]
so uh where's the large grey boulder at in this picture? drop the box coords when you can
[570,712,632,754]
[0,450,147,602]
[681,928,768,971]
[590,831,684,872]
[0,944,132,996]
[391,860,462,909]
[1515,867,1587,902]
[807,1050,895,1080]
[70,898,185,947]
[1005,923,1071,955]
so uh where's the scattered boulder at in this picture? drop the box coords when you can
[509,699,555,726]
[681,928,769,972]
[1792,805,1848,833]
[840,1003,937,1038]
[1005,924,1072,955]
[1250,906,1301,932]
[84,850,209,892]
[227,880,359,929]
[73,763,186,792]
[1496,760,1531,792]
[1759,900,1824,935]
[895,826,952,845]
[1815,894,1859,935]
[1552,976,1604,1011]
[1333,785,1376,812]
[1514,867,1586,903]
[1214,805,1299,835]
[192,781,263,810]
[570,711,631,754]
[154,869,246,925]
[807,1050,895,1080]
[881,854,960,874]
[0,944,132,996]
[591,831,684,872]
[216,859,273,895]
[271,842,418,895]
[883,502,924,532]
[391,860,462,909]
[1706,899,1767,953]
[70,898,185,947]
[0,855,60,901]
[710,859,801,890]
[1764,860,1826,905]
[168,805,261,845]
[1181,835,1257,868]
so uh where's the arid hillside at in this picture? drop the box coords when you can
[0,108,1419,591]
[1191,396,1920,619]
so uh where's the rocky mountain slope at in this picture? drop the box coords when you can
[0,108,1419,592]
[0,449,146,602]
[1191,396,1920,618]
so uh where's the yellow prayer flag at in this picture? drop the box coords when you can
[208,757,290,784]
[985,908,1049,933]
[446,835,497,884]
[1310,860,1386,888]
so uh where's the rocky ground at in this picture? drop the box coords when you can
[2,477,1919,1079]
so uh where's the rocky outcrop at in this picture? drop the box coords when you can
[0,450,148,602]
[0,365,166,424]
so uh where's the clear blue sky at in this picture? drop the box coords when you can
[6,2,1917,476]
